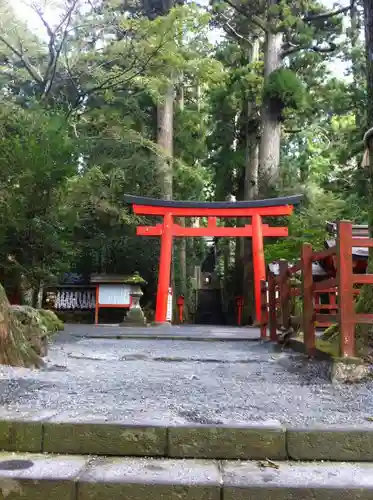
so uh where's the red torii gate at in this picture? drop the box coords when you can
[124,194,302,325]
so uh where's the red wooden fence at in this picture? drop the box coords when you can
[260,221,373,358]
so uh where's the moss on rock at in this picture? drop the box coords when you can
[38,309,64,334]
[0,284,42,367]
[10,305,63,358]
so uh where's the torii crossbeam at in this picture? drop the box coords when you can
[124,194,302,325]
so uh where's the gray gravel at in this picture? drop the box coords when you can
[1,325,373,426]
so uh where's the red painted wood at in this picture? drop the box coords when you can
[137,224,288,238]
[351,238,373,248]
[315,314,338,324]
[313,278,337,291]
[95,285,99,325]
[268,271,278,341]
[260,280,268,338]
[302,243,316,356]
[132,204,294,217]
[355,313,373,324]
[155,212,173,323]
[252,214,266,325]
[353,274,373,284]
[311,247,337,261]
[314,304,339,310]
[279,260,291,330]
[337,221,355,357]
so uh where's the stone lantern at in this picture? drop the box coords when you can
[120,285,147,326]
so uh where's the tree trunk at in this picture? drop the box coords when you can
[0,284,42,367]
[259,24,283,195]
[350,2,364,128]
[157,83,174,200]
[244,37,260,202]
[242,38,260,323]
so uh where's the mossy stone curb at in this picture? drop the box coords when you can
[0,421,42,453]
[43,422,166,456]
[3,417,373,461]
[287,427,373,461]
[168,423,286,460]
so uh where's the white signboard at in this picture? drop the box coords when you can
[166,287,173,322]
[98,284,131,306]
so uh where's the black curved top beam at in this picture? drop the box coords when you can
[123,194,303,209]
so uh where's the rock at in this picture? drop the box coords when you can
[330,357,369,383]
[10,306,63,356]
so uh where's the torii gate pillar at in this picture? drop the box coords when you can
[252,214,266,324]
[155,212,173,323]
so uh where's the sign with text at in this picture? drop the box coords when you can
[98,284,131,306]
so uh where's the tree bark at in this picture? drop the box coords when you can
[157,83,174,200]
[241,38,260,323]
[350,1,364,128]
[259,20,283,195]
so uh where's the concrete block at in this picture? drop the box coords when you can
[222,460,373,499]
[0,410,58,453]
[78,457,221,500]
[0,451,88,500]
[287,427,373,461]
[168,422,286,459]
[0,421,42,453]
[43,422,167,456]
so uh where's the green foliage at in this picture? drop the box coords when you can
[265,187,346,263]
[0,100,76,289]
[263,68,307,115]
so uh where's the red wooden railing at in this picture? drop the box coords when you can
[260,221,373,358]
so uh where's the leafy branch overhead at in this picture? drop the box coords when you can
[219,0,355,57]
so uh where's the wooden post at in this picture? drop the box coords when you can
[302,243,316,356]
[337,221,355,357]
[252,214,266,324]
[95,285,99,325]
[268,270,277,341]
[330,290,337,313]
[279,260,290,330]
[260,280,268,338]
[155,212,173,323]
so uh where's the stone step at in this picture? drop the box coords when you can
[1,412,373,461]
[1,452,373,499]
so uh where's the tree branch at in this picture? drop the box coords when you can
[218,12,253,45]
[303,0,355,22]
[281,41,337,58]
[31,0,79,98]
[0,35,43,84]
[223,0,268,32]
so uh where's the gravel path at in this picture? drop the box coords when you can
[1,325,373,426]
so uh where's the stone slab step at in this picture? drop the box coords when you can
[2,411,373,461]
[1,452,373,499]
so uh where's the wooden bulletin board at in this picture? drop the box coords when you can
[95,284,132,324]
